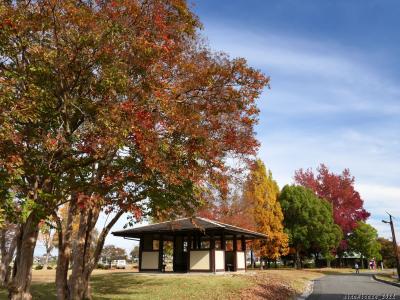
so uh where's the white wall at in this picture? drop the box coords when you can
[215,250,225,271]
[236,251,245,269]
[141,251,159,270]
[190,250,210,270]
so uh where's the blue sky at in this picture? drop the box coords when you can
[36,1,400,255]
[189,0,400,240]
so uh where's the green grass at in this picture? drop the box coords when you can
[0,272,252,300]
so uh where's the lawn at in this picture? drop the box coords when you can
[0,268,324,300]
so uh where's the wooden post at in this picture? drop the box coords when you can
[221,233,226,271]
[158,235,164,272]
[233,235,237,271]
[138,236,143,272]
[187,234,191,272]
[173,235,177,272]
[241,236,247,271]
[210,235,215,273]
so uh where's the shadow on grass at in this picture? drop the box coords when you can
[91,273,168,299]
[0,282,57,300]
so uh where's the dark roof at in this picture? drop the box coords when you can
[112,217,267,240]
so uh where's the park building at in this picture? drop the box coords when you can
[112,217,267,273]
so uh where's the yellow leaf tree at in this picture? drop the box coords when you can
[243,159,289,264]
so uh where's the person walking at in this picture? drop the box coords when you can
[355,262,360,274]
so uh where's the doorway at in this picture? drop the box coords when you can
[173,236,188,272]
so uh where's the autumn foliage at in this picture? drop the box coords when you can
[294,164,370,239]
[0,1,268,299]
[243,160,289,260]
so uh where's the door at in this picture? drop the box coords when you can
[173,236,188,272]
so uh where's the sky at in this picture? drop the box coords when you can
[34,1,400,255]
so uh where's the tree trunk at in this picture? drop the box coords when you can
[327,258,331,268]
[68,205,100,300]
[0,227,18,287]
[8,214,39,300]
[43,251,50,270]
[71,209,124,300]
[295,249,301,269]
[55,200,76,300]
[361,255,364,269]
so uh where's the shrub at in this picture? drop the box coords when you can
[34,265,43,270]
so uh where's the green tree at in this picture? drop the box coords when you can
[279,185,341,268]
[243,160,288,264]
[130,246,140,260]
[348,222,382,269]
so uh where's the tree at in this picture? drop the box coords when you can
[294,164,370,251]
[294,164,370,235]
[101,245,127,263]
[279,185,342,268]
[242,160,288,264]
[378,237,400,268]
[0,1,267,299]
[130,246,139,260]
[0,223,19,287]
[348,222,382,269]
[38,220,56,270]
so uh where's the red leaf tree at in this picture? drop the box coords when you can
[294,164,370,250]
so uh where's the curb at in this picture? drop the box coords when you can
[297,280,314,300]
[372,274,400,288]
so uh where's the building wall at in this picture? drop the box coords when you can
[141,251,159,270]
[236,251,245,269]
[189,250,210,271]
[215,250,225,271]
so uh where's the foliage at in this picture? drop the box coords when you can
[0,209,4,228]
[348,222,382,262]
[130,246,139,259]
[0,0,267,298]
[378,237,400,268]
[242,159,288,259]
[294,164,370,243]
[279,185,342,267]
[101,245,127,261]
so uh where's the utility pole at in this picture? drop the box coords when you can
[382,212,400,281]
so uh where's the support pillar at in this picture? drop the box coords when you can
[233,235,237,271]
[158,235,164,272]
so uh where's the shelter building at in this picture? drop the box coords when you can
[112,217,267,273]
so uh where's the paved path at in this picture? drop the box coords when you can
[307,273,400,300]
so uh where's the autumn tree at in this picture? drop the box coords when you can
[0,1,267,299]
[279,185,342,268]
[294,164,370,252]
[101,245,127,262]
[242,160,288,265]
[348,222,382,269]
[378,237,400,268]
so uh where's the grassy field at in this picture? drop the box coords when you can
[0,268,326,300]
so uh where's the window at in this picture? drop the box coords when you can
[225,240,233,251]
[236,240,242,251]
[143,236,153,251]
[215,240,222,250]
[200,240,210,249]
[153,240,159,250]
